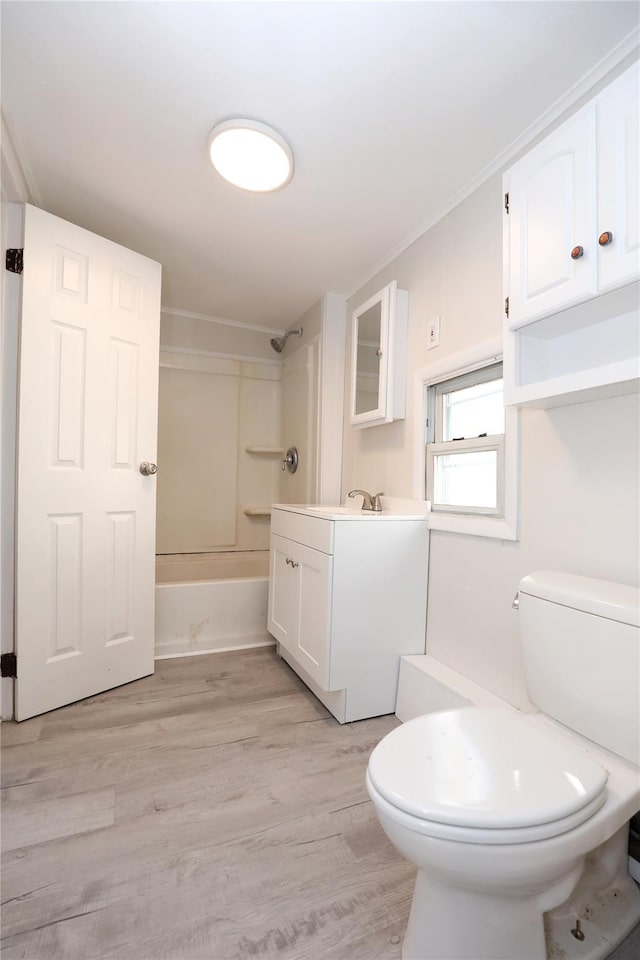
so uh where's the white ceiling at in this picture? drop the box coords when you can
[2,1,638,328]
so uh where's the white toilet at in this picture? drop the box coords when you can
[367,572,640,960]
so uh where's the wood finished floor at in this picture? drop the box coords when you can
[2,647,639,960]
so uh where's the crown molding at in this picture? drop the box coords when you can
[347,29,640,300]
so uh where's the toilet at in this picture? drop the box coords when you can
[366,572,640,960]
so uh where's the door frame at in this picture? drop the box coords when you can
[0,201,24,720]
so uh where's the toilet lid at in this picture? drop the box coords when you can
[368,708,608,830]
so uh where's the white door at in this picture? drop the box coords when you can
[15,205,161,720]
[506,109,597,329]
[597,63,640,293]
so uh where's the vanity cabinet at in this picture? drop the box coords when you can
[349,281,408,428]
[503,61,639,408]
[268,504,429,723]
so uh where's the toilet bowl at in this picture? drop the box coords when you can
[367,707,640,960]
[367,573,640,960]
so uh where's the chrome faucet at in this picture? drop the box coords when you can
[348,489,384,512]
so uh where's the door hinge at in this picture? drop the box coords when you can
[0,652,17,678]
[505,296,510,318]
[6,249,23,274]
[504,192,509,214]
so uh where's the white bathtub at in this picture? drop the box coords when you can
[155,551,273,659]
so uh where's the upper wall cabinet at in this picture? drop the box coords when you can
[505,62,639,331]
[349,281,408,428]
[503,61,640,408]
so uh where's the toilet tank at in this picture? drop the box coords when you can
[519,571,640,766]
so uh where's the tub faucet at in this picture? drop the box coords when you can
[348,489,384,512]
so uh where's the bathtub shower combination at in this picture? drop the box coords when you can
[155,551,272,659]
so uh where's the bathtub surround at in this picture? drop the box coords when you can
[342,60,640,711]
[157,350,282,554]
[279,294,347,505]
[157,296,345,560]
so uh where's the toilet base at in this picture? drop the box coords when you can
[544,828,640,960]
[402,869,551,960]
[400,827,640,960]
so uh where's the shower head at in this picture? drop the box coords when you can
[269,327,303,354]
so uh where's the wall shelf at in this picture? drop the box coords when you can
[243,507,272,518]
[244,446,284,455]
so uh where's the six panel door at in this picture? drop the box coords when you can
[15,205,161,720]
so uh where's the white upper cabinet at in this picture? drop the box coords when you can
[506,111,597,329]
[503,62,640,410]
[597,66,640,293]
[349,281,408,428]
[504,61,639,331]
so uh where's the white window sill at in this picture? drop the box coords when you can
[428,511,517,541]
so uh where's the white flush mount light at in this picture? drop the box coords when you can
[208,118,294,193]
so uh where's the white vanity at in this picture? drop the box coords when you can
[267,500,430,723]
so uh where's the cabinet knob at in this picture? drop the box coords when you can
[598,231,613,247]
[570,245,584,260]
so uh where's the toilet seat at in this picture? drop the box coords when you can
[367,708,609,845]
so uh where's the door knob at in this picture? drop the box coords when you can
[139,462,158,476]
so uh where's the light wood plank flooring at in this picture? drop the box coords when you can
[2,648,639,960]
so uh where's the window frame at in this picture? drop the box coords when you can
[414,337,519,541]
[426,361,504,517]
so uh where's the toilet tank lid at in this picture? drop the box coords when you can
[520,572,640,627]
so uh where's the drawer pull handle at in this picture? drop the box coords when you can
[570,245,584,260]
[598,231,613,246]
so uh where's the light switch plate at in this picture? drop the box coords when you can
[427,316,441,349]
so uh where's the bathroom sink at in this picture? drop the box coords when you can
[271,501,431,521]
[304,505,361,515]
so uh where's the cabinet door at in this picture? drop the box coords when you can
[297,542,333,689]
[597,64,640,293]
[506,109,597,329]
[268,534,300,649]
[268,535,333,690]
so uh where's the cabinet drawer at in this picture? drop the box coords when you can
[270,508,334,554]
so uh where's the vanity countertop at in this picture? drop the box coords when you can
[271,499,430,521]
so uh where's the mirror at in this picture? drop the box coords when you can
[350,281,408,428]
[354,300,382,415]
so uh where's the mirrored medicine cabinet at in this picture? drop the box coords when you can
[349,280,408,428]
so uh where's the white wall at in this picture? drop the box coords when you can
[342,175,640,709]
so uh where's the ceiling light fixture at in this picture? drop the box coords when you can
[208,118,294,193]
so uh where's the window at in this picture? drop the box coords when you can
[426,363,504,516]
[415,339,519,541]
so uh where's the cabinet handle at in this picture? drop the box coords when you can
[570,246,584,260]
[285,557,299,569]
[598,231,613,246]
